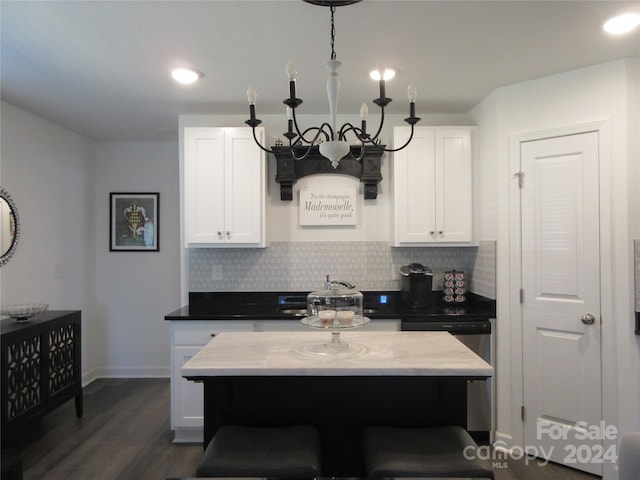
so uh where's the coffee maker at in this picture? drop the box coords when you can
[400,263,433,308]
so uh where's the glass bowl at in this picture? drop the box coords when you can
[1,303,49,322]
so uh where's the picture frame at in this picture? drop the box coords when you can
[110,192,159,251]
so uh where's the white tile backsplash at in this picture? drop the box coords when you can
[470,241,497,300]
[189,241,497,299]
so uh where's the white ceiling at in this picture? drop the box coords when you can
[1,0,638,142]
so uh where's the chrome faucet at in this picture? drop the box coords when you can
[325,275,355,290]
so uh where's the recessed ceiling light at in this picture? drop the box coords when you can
[603,13,640,35]
[171,68,201,85]
[369,68,396,81]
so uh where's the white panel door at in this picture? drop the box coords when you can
[521,131,602,475]
[224,128,265,244]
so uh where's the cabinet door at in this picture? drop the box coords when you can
[435,128,472,243]
[392,126,473,245]
[171,345,204,430]
[171,321,254,441]
[224,128,265,245]
[393,127,437,244]
[184,127,225,244]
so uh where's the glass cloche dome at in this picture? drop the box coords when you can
[301,276,369,352]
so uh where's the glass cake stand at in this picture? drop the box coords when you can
[300,313,370,354]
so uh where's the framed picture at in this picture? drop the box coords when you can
[110,192,159,251]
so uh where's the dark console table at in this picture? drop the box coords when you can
[1,310,82,445]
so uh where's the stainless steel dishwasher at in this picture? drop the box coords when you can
[401,315,494,440]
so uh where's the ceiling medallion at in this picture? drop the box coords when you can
[245,0,420,168]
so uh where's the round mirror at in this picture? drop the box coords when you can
[0,187,20,266]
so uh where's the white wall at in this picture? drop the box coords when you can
[0,105,181,381]
[94,142,180,379]
[471,59,640,480]
[0,102,99,377]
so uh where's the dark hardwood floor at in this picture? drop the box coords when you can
[12,378,600,480]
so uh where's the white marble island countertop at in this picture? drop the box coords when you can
[181,331,493,378]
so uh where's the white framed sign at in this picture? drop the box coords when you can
[299,188,357,226]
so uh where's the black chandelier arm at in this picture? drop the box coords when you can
[290,107,336,143]
[245,126,326,162]
[340,122,418,154]
[298,125,333,145]
[339,104,388,145]
[288,143,318,161]
[284,124,335,161]
[378,122,417,152]
[338,122,375,144]
[368,104,388,143]
[247,126,300,156]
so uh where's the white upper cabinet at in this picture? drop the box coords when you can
[392,126,473,245]
[184,127,266,247]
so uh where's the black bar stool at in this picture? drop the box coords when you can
[196,425,321,478]
[362,425,495,478]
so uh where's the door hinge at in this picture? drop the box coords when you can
[514,171,524,189]
[520,288,524,304]
[521,405,525,421]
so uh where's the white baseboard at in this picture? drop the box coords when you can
[173,428,204,444]
[82,366,170,386]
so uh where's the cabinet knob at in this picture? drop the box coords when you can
[217,231,222,237]
[226,231,231,237]
[430,230,435,235]
[438,230,444,235]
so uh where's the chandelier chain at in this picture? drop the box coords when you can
[330,5,336,61]
[245,0,421,166]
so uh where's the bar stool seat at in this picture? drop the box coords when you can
[196,425,321,478]
[362,426,494,479]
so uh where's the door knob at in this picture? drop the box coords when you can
[581,313,596,325]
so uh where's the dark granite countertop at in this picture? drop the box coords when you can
[165,291,496,321]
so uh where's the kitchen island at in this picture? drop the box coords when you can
[182,330,492,476]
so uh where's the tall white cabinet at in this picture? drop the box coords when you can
[183,127,266,247]
[392,126,474,245]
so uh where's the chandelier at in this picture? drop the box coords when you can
[245,0,420,168]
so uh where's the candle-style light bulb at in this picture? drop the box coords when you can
[360,103,369,121]
[247,86,257,105]
[286,60,298,101]
[360,103,369,137]
[286,60,297,81]
[246,86,260,125]
[406,84,419,125]
[286,106,293,120]
[408,84,417,103]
